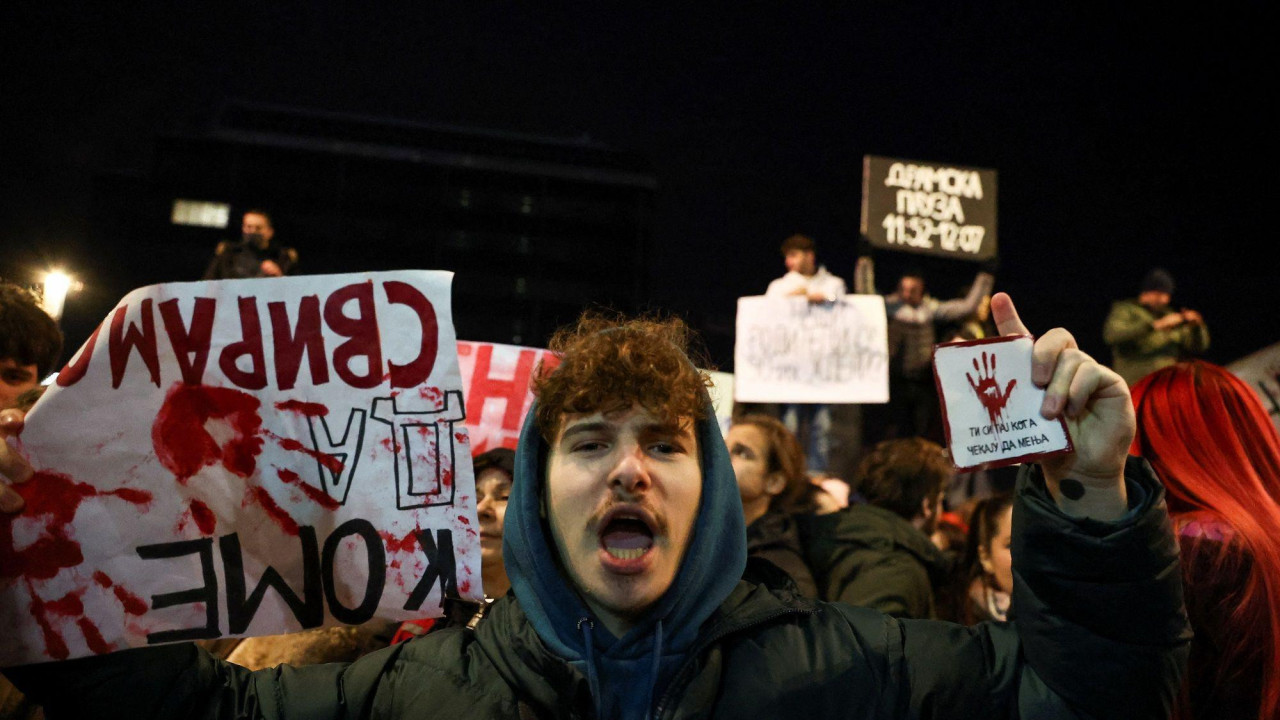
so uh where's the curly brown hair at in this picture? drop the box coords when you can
[732,414,810,514]
[855,437,952,520]
[532,311,712,443]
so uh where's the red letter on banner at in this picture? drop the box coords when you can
[324,282,382,389]
[468,346,538,432]
[383,281,438,389]
[109,300,162,388]
[270,296,329,391]
[158,297,216,386]
[56,321,104,388]
[219,297,268,390]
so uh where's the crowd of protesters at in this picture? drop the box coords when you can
[0,217,1272,719]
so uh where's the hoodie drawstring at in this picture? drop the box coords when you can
[578,618,603,719]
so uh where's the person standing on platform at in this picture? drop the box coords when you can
[203,209,299,280]
[854,255,994,443]
[1103,268,1209,386]
[765,234,846,474]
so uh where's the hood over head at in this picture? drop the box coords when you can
[503,393,746,719]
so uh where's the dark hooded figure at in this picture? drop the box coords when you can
[3,300,1190,719]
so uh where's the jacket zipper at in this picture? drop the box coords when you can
[651,605,819,720]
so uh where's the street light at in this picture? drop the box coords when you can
[41,269,77,322]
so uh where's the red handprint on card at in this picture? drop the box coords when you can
[967,351,1017,427]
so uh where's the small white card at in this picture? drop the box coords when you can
[932,335,1072,471]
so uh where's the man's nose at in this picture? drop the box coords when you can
[476,495,494,517]
[608,446,652,496]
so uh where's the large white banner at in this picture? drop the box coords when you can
[1229,342,1280,433]
[734,295,889,404]
[1,271,481,666]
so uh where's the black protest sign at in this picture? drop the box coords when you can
[860,155,998,261]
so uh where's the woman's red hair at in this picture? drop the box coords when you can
[1131,361,1280,719]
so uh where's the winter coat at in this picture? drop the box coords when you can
[800,503,951,618]
[1103,299,1210,386]
[6,457,1191,720]
[745,511,819,598]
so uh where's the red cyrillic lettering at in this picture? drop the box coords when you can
[269,296,329,391]
[109,300,161,388]
[56,321,104,388]
[468,346,537,431]
[218,297,267,390]
[383,281,438,389]
[158,297,216,386]
[324,282,382,389]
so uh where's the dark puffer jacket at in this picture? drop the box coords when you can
[8,459,1190,720]
[746,510,819,598]
[800,503,952,618]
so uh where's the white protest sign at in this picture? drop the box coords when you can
[734,295,889,404]
[1228,342,1280,434]
[457,341,559,453]
[1,271,481,666]
[933,335,1071,471]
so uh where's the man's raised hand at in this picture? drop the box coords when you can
[990,293,1134,520]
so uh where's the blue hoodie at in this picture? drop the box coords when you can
[503,399,747,720]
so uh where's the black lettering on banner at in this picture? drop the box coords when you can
[221,528,324,634]
[138,538,220,643]
[403,529,458,612]
[321,519,386,624]
[371,391,465,510]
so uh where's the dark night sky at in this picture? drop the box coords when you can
[2,4,1274,369]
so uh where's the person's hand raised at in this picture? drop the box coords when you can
[991,293,1133,520]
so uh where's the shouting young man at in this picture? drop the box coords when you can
[2,296,1189,719]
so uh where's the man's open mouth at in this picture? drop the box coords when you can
[598,509,656,562]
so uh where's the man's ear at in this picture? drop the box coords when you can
[920,495,937,523]
[764,472,788,498]
[978,544,994,575]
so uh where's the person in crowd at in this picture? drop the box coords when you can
[202,209,299,280]
[0,282,61,717]
[726,414,820,597]
[2,296,1190,719]
[805,437,953,618]
[0,283,60,514]
[940,494,1015,625]
[391,447,515,643]
[1130,361,1280,720]
[0,283,61,413]
[854,255,995,443]
[764,233,846,475]
[942,283,994,343]
[1103,267,1209,386]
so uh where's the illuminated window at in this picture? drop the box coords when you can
[171,199,231,228]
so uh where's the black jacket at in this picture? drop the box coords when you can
[7,460,1190,719]
[801,502,952,618]
[746,511,819,598]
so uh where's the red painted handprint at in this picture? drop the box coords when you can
[967,351,1017,427]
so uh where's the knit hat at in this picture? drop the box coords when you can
[1140,268,1175,295]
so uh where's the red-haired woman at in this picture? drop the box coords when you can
[1131,360,1280,720]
